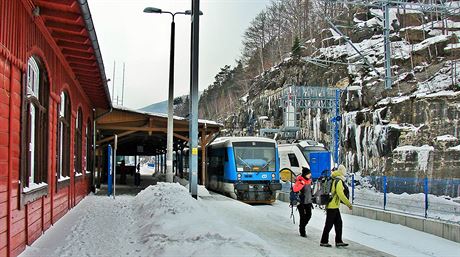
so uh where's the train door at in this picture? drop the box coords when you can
[308,152,331,180]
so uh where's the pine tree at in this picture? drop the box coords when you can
[291,36,301,59]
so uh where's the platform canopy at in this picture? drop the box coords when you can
[95,106,222,156]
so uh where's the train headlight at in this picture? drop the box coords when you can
[237,173,242,180]
[271,173,276,179]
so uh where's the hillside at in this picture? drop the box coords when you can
[190,1,460,188]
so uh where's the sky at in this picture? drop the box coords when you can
[20,178,460,257]
[88,0,270,109]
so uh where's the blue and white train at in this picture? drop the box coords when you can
[206,137,282,203]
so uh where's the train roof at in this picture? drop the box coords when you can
[278,140,325,148]
[211,136,277,146]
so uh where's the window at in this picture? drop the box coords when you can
[57,91,71,180]
[21,57,49,190]
[288,153,299,167]
[85,119,93,173]
[232,142,276,172]
[74,109,83,175]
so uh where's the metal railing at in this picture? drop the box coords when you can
[350,175,460,223]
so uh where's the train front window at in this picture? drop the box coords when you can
[233,142,276,172]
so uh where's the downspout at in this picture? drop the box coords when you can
[91,109,96,191]
[7,57,13,257]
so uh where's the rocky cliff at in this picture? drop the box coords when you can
[194,5,460,187]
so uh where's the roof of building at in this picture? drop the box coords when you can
[34,0,111,108]
[96,106,222,156]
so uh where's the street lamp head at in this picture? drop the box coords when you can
[143,7,162,14]
[184,10,203,15]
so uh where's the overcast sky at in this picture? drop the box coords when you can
[88,0,270,109]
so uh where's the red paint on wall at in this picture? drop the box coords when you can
[0,0,109,256]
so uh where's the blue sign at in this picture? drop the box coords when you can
[107,145,112,196]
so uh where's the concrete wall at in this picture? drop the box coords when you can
[277,191,460,243]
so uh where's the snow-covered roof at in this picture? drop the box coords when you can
[213,136,276,144]
[112,105,222,127]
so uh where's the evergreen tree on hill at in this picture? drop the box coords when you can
[291,36,301,59]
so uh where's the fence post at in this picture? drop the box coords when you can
[383,176,387,210]
[352,174,355,204]
[424,177,429,218]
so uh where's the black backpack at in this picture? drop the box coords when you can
[312,175,334,206]
[313,177,350,206]
[338,178,350,203]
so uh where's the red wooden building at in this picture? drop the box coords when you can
[0,0,111,256]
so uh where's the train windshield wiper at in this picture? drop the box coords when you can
[237,155,251,169]
[261,158,274,170]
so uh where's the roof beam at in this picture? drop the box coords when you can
[52,31,89,44]
[69,62,97,70]
[40,8,80,22]
[36,0,75,10]
[97,125,191,132]
[56,40,91,51]
[62,49,93,59]
[66,56,96,66]
[45,21,85,33]
[96,130,137,145]
[174,133,189,142]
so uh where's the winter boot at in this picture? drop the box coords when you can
[299,227,306,237]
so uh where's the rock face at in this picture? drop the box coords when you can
[342,90,460,179]
[194,6,460,196]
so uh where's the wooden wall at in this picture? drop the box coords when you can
[0,1,96,256]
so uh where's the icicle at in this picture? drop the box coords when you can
[355,124,362,170]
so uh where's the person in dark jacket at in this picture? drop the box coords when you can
[320,164,353,247]
[292,167,313,237]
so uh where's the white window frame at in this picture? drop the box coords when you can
[26,58,40,186]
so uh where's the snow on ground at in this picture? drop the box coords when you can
[20,183,460,257]
[353,188,460,223]
[139,164,155,176]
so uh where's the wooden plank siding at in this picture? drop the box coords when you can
[0,0,109,256]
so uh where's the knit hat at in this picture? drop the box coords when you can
[336,164,347,177]
[301,167,311,177]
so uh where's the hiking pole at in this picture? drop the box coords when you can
[290,170,295,224]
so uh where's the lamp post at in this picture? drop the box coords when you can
[143,7,192,183]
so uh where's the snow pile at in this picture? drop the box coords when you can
[448,145,460,151]
[436,135,458,141]
[19,183,460,257]
[133,183,198,218]
[130,183,283,257]
[393,145,434,171]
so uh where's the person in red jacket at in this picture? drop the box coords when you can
[292,167,313,237]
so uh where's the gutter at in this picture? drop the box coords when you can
[77,0,112,109]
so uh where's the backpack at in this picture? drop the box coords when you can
[289,190,300,206]
[313,177,350,206]
[312,176,334,206]
[340,179,350,203]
